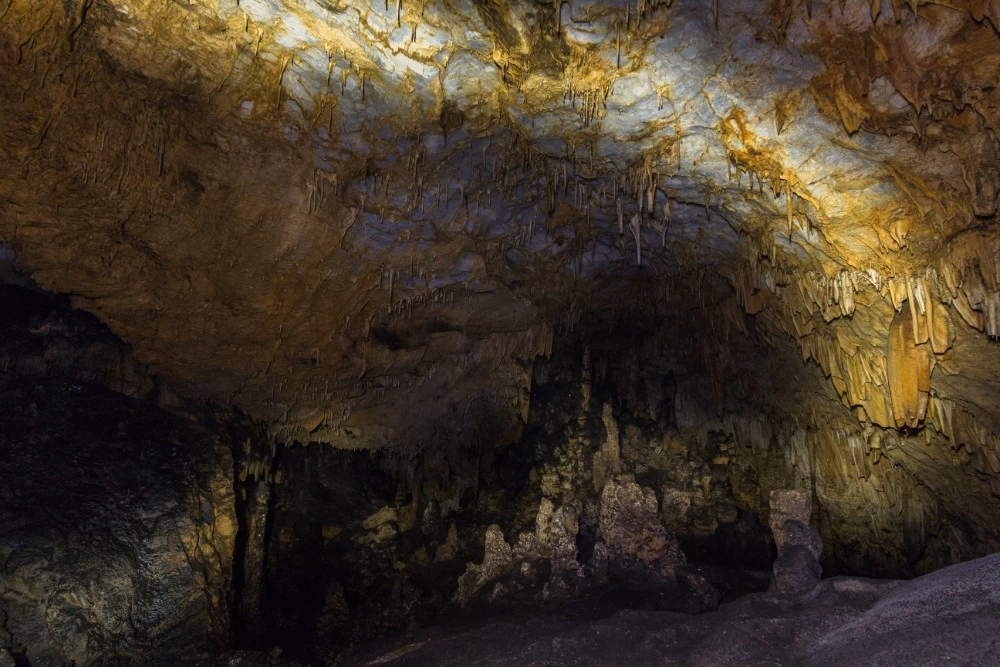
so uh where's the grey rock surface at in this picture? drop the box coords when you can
[348,552,1000,666]
[768,489,812,553]
[782,519,823,560]
[770,545,823,594]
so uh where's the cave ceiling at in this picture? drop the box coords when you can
[2,0,1000,450]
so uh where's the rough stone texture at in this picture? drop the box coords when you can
[205,650,302,667]
[350,553,1000,666]
[3,0,1000,463]
[4,0,1000,592]
[592,403,622,492]
[0,284,157,400]
[767,490,822,594]
[0,376,236,666]
[0,284,237,666]
[782,519,823,560]
[770,545,823,594]
[454,525,513,607]
[676,566,723,613]
[312,582,351,659]
[598,478,686,581]
[548,505,582,574]
[768,489,812,553]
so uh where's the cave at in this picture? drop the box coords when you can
[3,0,1000,664]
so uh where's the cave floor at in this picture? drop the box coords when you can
[344,554,1000,667]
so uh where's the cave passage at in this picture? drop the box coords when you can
[3,0,1000,665]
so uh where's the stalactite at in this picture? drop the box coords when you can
[629,214,642,266]
[887,307,933,429]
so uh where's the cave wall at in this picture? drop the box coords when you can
[0,286,238,665]
[3,275,1000,665]
[596,288,1000,577]
[3,0,1000,661]
[241,299,1000,659]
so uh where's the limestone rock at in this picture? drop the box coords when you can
[584,541,611,586]
[782,519,823,560]
[454,525,513,606]
[435,523,460,562]
[362,506,398,530]
[887,307,933,429]
[676,566,722,613]
[0,377,236,666]
[660,488,694,534]
[599,478,686,579]
[208,650,302,667]
[770,545,823,594]
[549,505,581,574]
[593,403,622,492]
[768,489,812,553]
[535,497,555,548]
[312,581,350,657]
[358,554,1000,665]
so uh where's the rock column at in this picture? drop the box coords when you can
[768,489,823,593]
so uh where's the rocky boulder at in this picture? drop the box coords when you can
[454,525,513,606]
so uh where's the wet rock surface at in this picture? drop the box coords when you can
[349,553,1000,667]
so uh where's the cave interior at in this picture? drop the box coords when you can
[3,0,1000,664]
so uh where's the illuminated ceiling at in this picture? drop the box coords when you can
[1,0,999,448]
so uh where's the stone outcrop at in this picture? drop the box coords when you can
[768,489,823,594]
[768,489,813,553]
[0,284,238,666]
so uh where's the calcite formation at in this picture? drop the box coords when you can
[0,309,237,667]
[886,305,933,428]
[2,0,1000,460]
[4,0,1000,660]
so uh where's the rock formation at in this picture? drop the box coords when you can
[0,288,237,665]
[3,0,1000,662]
[768,489,823,593]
